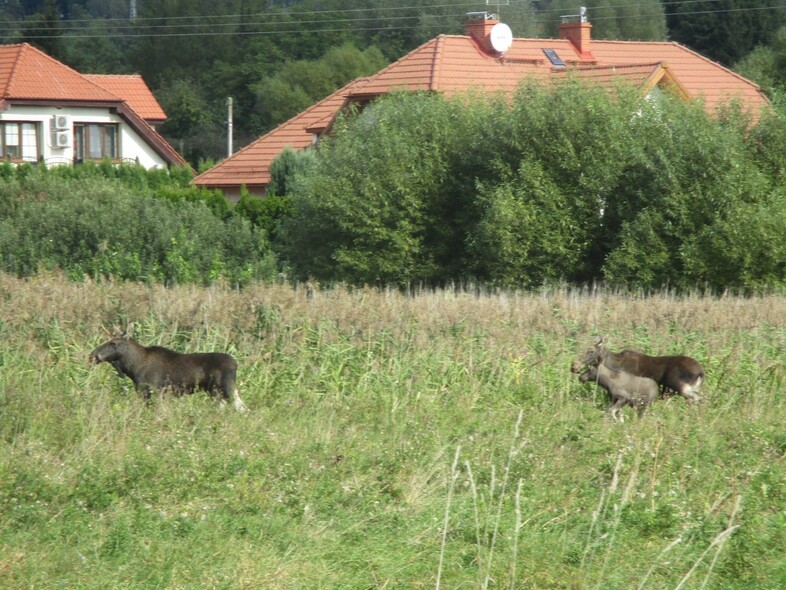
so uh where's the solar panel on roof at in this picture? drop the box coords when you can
[543,48,566,68]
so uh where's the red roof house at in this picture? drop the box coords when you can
[0,43,186,168]
[194,12,769,198]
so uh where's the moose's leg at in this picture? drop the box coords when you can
[219,371,248,413]
[110,360,127,380]
[135,384,154,404]
[679,381,703,404]
[636,401,649,419]
[231,387,248,413]
[607,397,627,422]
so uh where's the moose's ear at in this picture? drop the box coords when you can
[126,323,135,338]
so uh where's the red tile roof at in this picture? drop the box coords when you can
[194,78,370,190]
[0,43,118,102]
[353,33,766,110]
[194,22,769,193]
[85,74,167,123]
[0,42,185,167]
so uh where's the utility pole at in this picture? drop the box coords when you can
[129,0,137,19]
[227,97,233,157]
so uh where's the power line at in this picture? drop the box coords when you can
[1,1,481,27]
[0,0,747,29]
[3,0,783,40]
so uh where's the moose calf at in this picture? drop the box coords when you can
[579,363,660,422]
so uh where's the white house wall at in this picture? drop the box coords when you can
[0,105,168,169]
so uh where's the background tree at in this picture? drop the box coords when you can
[155,79,216,165]
[539,0,666,40]
[276,82,786,292]
[668,0,785,66]
[277,93,468,285]
[20,0,62,58]
[734,25,786,95]
[252,44,386,133]
[59,7,133,73]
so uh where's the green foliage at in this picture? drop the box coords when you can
[19,0,62,58]
[154,185,233,220]
[1,278,785,588]
[252,43,387,131]
[279,81,785,292]
[682,189,786,293]
[603,98,774,291]
[541,0,667,40]
[668,0,785,67]
[156,79,214,142]
[470,159,586,288]
[278,92,463,284]
[266,146,316,197]
[235,190,292,245]
[0,166,276,286]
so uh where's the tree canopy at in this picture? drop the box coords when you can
[275,84,786,293]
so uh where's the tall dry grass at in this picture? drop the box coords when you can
[0,272,784,589]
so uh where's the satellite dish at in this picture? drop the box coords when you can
[490,22,513,53]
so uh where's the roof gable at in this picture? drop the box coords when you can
[85,74,167,122]
[553,63,690,100]
[0,43,118,102]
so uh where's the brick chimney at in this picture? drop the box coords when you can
[464,12,499,55]
[559,8,593,59]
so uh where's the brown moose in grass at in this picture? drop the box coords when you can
[572,337,704,421]
[90,326,248,412]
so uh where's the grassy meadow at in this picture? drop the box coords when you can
[0,273,784,589]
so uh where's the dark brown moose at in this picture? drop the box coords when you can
[579,363,660,422]
[90,326,248,412]
[572,338,703,404]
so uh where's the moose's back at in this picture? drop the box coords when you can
[139,347,238,394]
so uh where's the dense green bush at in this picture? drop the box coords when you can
[278,92,483,285]
[276,83,786,292]
[0,170,276,286]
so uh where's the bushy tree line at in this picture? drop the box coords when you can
[0,162,276,286]
[2,84,784,293]
[275,84,786,293]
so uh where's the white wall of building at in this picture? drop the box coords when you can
[0,104,169,169]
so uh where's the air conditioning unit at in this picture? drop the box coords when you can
[52,115,70,130]
[53,131,71,148]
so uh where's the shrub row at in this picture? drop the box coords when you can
[277,84,786,293]
[0,165,276,286]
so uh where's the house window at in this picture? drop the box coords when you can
[74,123,119,161]
[1,122,40,162]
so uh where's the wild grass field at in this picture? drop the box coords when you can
[0,272,784,589]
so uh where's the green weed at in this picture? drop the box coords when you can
[0,274,784,588]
